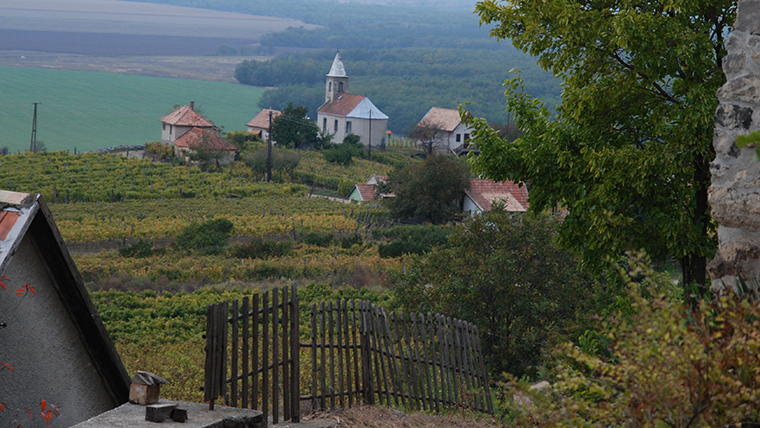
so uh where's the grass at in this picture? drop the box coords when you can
[0,67,265,153]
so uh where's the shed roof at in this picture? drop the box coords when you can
[319,94,388,120]
[354,184,378,201]
[173,128,237,151]
[247,109,281,130]
[0,190,131,404]
[160,104,215,127]
[466,178,529,212]
[418,107,462,132]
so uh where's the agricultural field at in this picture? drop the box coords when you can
[0,67,266,153]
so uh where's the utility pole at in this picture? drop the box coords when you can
[368,109,372,160]
[267,110,273,182]
[30,102,41,153]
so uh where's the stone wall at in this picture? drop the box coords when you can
[708,0,760,287]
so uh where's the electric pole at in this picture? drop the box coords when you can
[267,110,273,182]
[30,102,41,153]
[368,109,372,160]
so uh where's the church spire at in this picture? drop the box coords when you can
[327,52,347,77]
[325,51,349,103]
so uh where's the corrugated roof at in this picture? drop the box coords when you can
[466,178,529,212]
[247,109,282,130]
[327,52,347,77]
[418,107,462,132]
[346,98,389,120]
[160,105,215,127]
[173,127,237,151]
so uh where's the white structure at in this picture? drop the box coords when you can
[159,101,215,143]
[317,53,388,147]
[417,107,474,153]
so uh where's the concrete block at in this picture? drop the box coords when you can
[145,403,177,422]
[172,407,188,423]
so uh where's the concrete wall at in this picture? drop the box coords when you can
[0,235,115,427]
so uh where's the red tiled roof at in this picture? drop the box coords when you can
[160,105,215,127]
[466,178,529,212]
[319,93,366,116]
[247,109,282,130]
[173,127,237,151]
[418,107,461,132]
[355,184,378,201]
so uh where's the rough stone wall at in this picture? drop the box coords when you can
[708,0,760,287]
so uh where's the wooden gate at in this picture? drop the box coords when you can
[203,287,492,424]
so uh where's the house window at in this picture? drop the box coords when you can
[334,119,338,132]
[464,133,470,141]
[456,134,461,142]
[338,82,343,93]
[323,118,327,131]
[346,121,352,134]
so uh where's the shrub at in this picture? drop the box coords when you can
[303,232,335,247]
[174,218,234,253]
[376,224,452,258]
[340,233,363,249]
[229,238,292,259]
[119,239,162,258]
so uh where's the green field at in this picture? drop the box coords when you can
[0,67,265,153]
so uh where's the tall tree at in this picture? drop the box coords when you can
[271,103,319,149]
[468,0,736,294]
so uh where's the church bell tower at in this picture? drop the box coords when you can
[325,52,349,103]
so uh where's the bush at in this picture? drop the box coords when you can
[376,225,452,258]
[174,218,234,253]
[303,232,334,247]
[340,233,363,249]
[119,239,162,258]
[145,141,174,159]
[229,238,292,259]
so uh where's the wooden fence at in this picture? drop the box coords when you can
[204,287,492,424]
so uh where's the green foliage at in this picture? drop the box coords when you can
[385,155,469,224]
[271,103,319,149]
[119,239,163,258]
[376,224,452,258]
[242,144,302,181]
[504,256,760,427]
[391,208,603,378]
[174,218,234,253]
[340,233,363,249]
[229,238,292,259]
[303,232,334,247]
[323,143,363,166]
[469,0,734,290]
[145,142,174,159]
[225,131,260,152]
[247,48,560,134]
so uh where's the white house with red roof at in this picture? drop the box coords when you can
[317,53,388,148]
[463,178,529,215]
[159,101,215,143]
[172,127,238,165]
[247,108,282,141]
[417,107,474,153]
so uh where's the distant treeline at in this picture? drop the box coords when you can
[236,49,561,133]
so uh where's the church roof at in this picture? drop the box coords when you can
[160,104,215,127]
[327,52,347,77]
[319,94,388,120]
[418,107,462,132]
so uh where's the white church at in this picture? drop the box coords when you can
[317,53,389,148]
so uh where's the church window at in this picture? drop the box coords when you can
[338,82,344,93]
[323,118,327,130]
[346,121,352,134]
[334,119,339,132]
[329,82,332,92]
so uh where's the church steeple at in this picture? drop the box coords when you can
[325,52,349,103]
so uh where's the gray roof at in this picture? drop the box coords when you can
[327,52,347,77]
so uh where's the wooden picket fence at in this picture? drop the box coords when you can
[204,287,492,425]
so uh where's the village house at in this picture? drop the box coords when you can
[172,127,238,165]
[317,53,389,148]
[417,107,475,154]
[247,108,282,141]
[0,190,130,427]
[348,175,392,202]
[159,101,215,144]
[463,178,529,215]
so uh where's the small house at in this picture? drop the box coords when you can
[0,190,130,426]
[172,127,238,165]
[417,107,475,154]
[247,108,281,141]
[348,175,392,202]
[463,178,529,215]
[159,101,215,144]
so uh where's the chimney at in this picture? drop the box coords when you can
[190,101,194,111]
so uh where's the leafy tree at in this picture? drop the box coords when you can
[225,131,260,152]
[242,144,302,181]
[392,208,601,377]
[384,155,469,224]
[412,124,448,155]
[322,134,364,165]
[468,0,736,294]
[270,103,319,149]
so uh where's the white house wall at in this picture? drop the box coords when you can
[0,235,115,427]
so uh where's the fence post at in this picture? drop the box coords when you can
[291,283,300,422]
